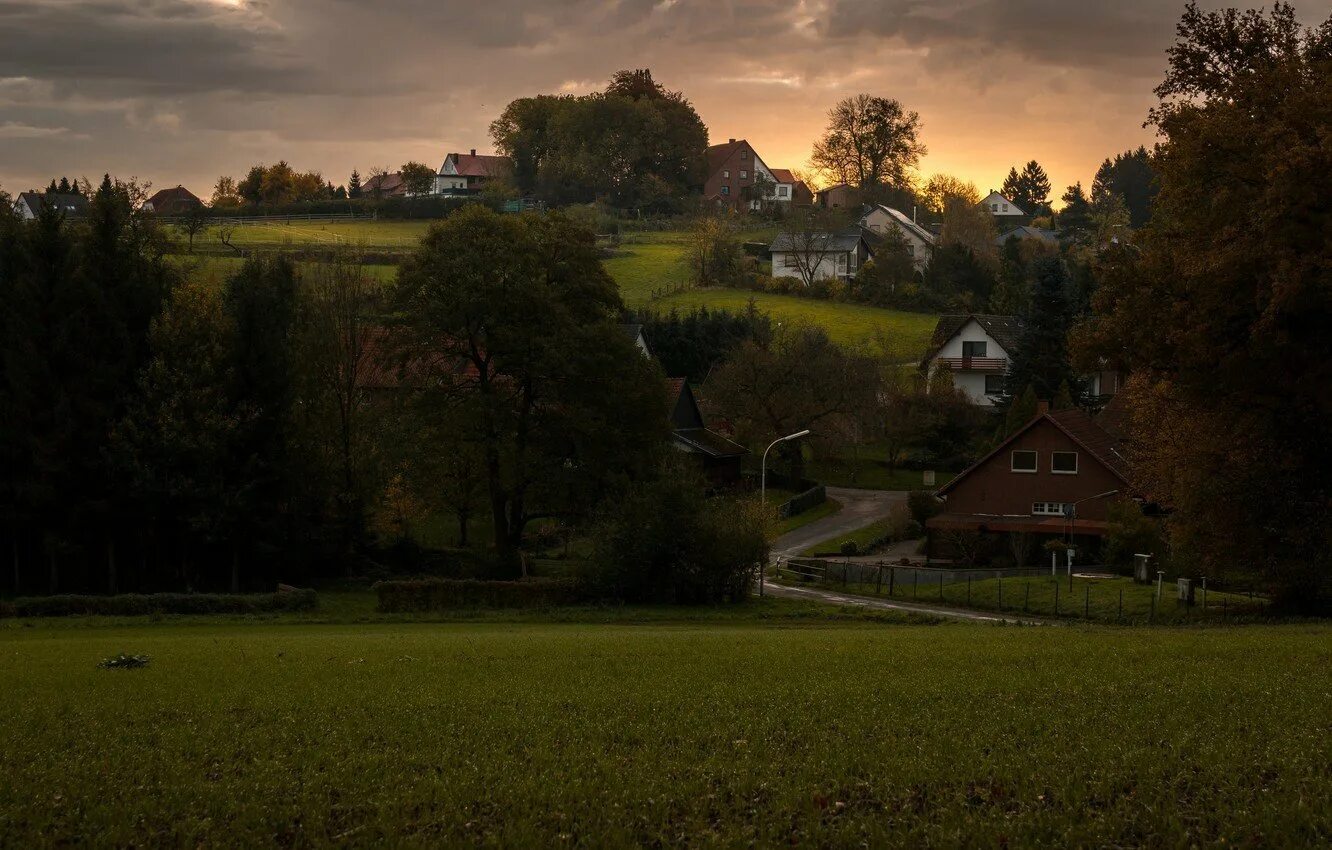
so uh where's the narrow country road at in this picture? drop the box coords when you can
[771,487,905,558]
[763,582,1045,624]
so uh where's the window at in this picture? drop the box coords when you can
[723,170,729,178]
[1002,204,1009,212]
[962,341,988,357]
[778,186,788,197]
[1032,502,1067,516]
[782,254,799,268]
[720,186,729,196]
[991,204,999,212]
[740,170,748,179]
[1011,450,1037,473]
[1052,451,1079,474]
[984,374,1004,395]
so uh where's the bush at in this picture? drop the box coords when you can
[840,541,859,556]
[582,471,769,604]
[4,589,317,618]
[780,485,827,519]
[374,578,579,612]
[907,491,943,525]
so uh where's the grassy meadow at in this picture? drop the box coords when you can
[1,615,1327,846]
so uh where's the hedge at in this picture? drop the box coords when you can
[779,485,827,520]
[374,578,580,612]
[2,589,318,618]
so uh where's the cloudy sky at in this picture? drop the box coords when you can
[3,0,1331,200]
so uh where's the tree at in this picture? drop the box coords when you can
[1092,147,1157,228]
[177,204,211,254]
[810,95,926,191]
[778,207,854,289]
[1057,183,1093,242]
[920,174,980,221]
[743,171,777,212]
[1075,1,1332,608]
[637,304,773,383]
[938,193,998,263]
[708,324,878,483]
[211,176,240,208]
[400,161,436,196]
[392,206,669,570]
[1004,256,1081,407]
[347,170,363,199]
[685,214,744,287]
[1001,161,1052,214]
[57,177,72,194]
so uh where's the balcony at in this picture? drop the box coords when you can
[936,356,1008,373]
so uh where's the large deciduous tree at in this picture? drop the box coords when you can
[810,95,926,192]
[392,206,668,572]
[1073,1,1332,608]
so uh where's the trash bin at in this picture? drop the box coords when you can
[1177,577,1195,606]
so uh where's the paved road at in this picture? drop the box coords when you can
[764,581,1045,624]
[772,487,906,558]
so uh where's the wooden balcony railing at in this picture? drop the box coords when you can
[936,356,1008,373]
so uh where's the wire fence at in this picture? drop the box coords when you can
[771,558,1270,624]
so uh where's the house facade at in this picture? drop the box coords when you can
[14,191,89,220]
[926,403,1134,560]
[980,191,1028,229]
[703,139,805,211]
[770,230,872,283]
[995,225,1058,249]
[860,205,935,271]
[436,150,510,194]
[768,169,813,206]
[921,315,1021,406]
[816,183,859,210]
[143,186,203,217]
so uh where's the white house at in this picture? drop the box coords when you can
[770,230,872,283]
[980,191,1028,228]
[433,150,510,195]
[859,205,935,271]
[920,315,1022,406]
[14,191,88,221]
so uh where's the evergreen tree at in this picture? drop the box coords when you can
[1057,183,1093,242]
[1003,256,1081,407]
[1001,161,1052,213]
[1003,384,1040,436]
[57,177,72,194]
[989,236,1032,316]
[46,179,59,193]
[347,170,362,199]
[1092,147,1157,228]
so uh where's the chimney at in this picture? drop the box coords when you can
[729,138,736,144]
[1037,400,1050,416]
[470,149,476,157]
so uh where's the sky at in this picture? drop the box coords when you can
[3,0,1331,201]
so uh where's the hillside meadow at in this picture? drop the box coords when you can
[1,614,1327,846]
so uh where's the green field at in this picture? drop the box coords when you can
[189,219,433,251]
[1,613,1327,846]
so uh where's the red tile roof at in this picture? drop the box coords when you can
[706,140,745,175]
[449,153,510,178]
[769,168,797,184]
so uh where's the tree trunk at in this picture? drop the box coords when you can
[231,548,240,594]
[106,540,117,595]
[457,510,469,548]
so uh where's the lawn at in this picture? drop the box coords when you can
[167,254,399,286]
[800,515,907,557]
[1,616,1327,846]
[189,219,434,252]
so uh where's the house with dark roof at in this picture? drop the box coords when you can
[14,191,89,221]
[436,150,511,194]
[703,139,805,210]
[860,205,935,270]
[920,314,1023,406]
[362,172,409,199]
[995,225,1059,248]
[667,379,746,487]
[980,191,1029,228]
[770,229,873,283]
[768,168,813,206]
[925,401,1137,562]
[143,186,203,217]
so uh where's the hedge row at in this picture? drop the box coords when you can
[374,578,580,612]
[780,485,827,520]
[1,589,317,618]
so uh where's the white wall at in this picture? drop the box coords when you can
[860,207,932,270]
[772,250,854,281]
[928,319,1010,406]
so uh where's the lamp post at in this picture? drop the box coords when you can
[1063,489,1120,575]
[760,428,811,597]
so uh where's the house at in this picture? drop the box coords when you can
[667,378,746,487]
[143,186,203,217]
[995,225,1059,249]
[770,229,872,283]
[920,314,1022,406]
[925,401,1135,561]
[860,205,935,271]
[621,323,652,358]
[14,191,89,221]
[768,169,813,206]
[816,183,858,209]
[436,150,510,194]
[980,191,1028,229]
[362,172,408,199]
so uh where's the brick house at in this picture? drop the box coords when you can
[704,139,805,211]
[925,402,1136,562]
[143,186,203,217]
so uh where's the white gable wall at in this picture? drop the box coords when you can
[928,319,1011,406]
[860,207,932,270]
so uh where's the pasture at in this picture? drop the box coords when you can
[1,615,1327,846]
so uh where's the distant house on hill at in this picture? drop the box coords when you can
[14,191,89,221]
[703,139,805,211]
[925,401,1138,562]
[667,378,746,487]
[980,191,1028,229]
[362,172,408,199]
[768,168,813,206]
[995,225,1059,248]
[860,205,935,271]
[436,150,511,194]
[143,186,203,217]
[815,183,858,210]
[770,229,873,283]
[621,323,652,358]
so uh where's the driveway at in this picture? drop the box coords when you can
[763,582,1044,624]
[771,487,905,558]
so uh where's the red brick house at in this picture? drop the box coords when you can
[926,402,1136,561]
[144,185,203,216]
[704,139,807,211]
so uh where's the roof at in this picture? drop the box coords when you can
[769,168,797,184]
[996,226,1059,247]
[145,186,202,214]
[706,140,747,176]
[673,428,748,459]
[770,228,865,253]
[620,323,643,341]
[446,153,510,178]
[920,314,1021,367]
[936,406,1132,498]
[17,191,89,216]
[980,191,1026,216]
[869,205,936,246]
[362,172,406,195]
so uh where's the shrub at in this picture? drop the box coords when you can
[374,578,579,612]
[4,589,317,618]
[840,541,859,556]
[780,485,827,519]
[582,471,769,604]
[907,491,943,525]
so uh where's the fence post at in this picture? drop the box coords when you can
[967,576,971,606]
[875,565,883,596]
[889,566,895,597]
[844,560,849,588]
[1054,581,1060,616]
[940,572,944,601]
[1149,592,1155,625]
[1084,584,1090,618]
[1202,576,1207,610]
[997,575,1003,610]
[913,569,918,599]
[1118,588,1123,622]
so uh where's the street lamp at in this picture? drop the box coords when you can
[1063,489,1120,576]
[759,428,810,598]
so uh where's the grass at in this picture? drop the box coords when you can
[782,569,1268,625]
[603,240,691,304]
[0,615,1327,846]
[189,219,434,252]
[801,516,906,557]
[167,254,399,286]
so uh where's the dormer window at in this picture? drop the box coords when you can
[962,341,988,357]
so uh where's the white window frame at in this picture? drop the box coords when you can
[723,170,729,179]
[1051,451,1079,475]
[740,170,748,179]
[777,186,788,197]
[1032,502,1065,516]
[1011,450,1038,473]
